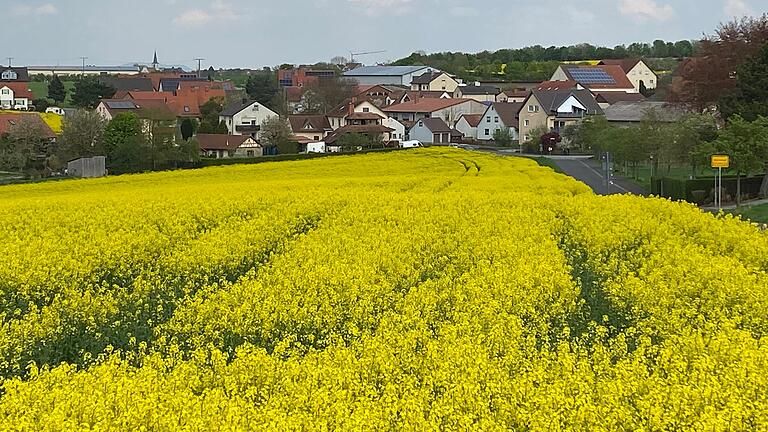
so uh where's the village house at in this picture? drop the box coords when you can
[219,99,279,138]
[497,89,529,103]
[594,92,646,109]
[196,133,262,159]
[549,65,637,93]
[383,98,487,125]
[96,99,176,123]
[326,99,388,130]
[598,59,658,93]
[343,66,437,86]
[288,115,333,142]
[0,82,34,110]
[410,72,460,92]
[453,84,501,102]
[455,114,483,140]
[518,89,603,142]
[0,67,30,82]
[0,113,57,140]
[407,118,460,144]
[477,102,523,142]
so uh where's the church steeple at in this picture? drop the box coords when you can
[152,51,159,70]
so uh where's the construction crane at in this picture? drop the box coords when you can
[349,50,386,64]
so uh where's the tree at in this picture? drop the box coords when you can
[561,116,610,153]
[32,98,51,112]
[245,72,278,108]
[668,14,768,111]
[302,77,358,114]
[260,116,296,154]
[330,56,348,66]
[0,133,29,172]
[540,132,562,154]
[71,76,116,109]
[719,42,768,121]
[7,116,55,176]
[198,99,229,134]
[104,113,148,173]
[58,109,107,162]
[713,115,768,203]
[48,75,67,104]
[492,128,512,146]
[180,118,197,141]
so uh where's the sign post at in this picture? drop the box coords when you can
[710,155,729,210]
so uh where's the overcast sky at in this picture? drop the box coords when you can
[2,0,761,69]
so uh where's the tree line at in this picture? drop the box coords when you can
[393,39,698,82]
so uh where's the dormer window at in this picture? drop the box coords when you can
[1,70,17,80]
[362,107,370,113]
[184,106,190,113]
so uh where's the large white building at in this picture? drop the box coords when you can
[343,66,438,86]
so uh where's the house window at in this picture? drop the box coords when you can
[524,134,530,141]
[528,105,538,112]
[418,121,423,127]
[494,116,499,123]
[486,116,491,122]
[524,119,530,127]
[650,80,655,85]
[1,89,9,95]
[184,106,190,112]
[252,105,259,111]
[362,107,369,112]
[485,129,490,136]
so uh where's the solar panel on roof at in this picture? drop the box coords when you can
[568,68,616,85]
[105,101,137,109]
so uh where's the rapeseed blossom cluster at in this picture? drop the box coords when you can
[0,148,766,431]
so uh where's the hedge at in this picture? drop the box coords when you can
[651,175,765,204]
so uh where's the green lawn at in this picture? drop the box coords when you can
[729,203,768,224]
[29,81,77,107]
[532,157,564,173]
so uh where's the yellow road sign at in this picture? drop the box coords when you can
[711,155,730,168]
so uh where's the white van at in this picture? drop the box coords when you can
[400,140,422,149]
[306,142,326,153]
[46,107,66,115]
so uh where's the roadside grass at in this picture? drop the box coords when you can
[532,157,564,174]
[729,203,768,224]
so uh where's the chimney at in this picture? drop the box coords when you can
[242,97,248,105]
[348,101,354,117]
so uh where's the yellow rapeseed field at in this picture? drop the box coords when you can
[0,148,766,431]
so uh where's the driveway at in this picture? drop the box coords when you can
[546,156,647,196]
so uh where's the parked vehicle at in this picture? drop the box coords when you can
[13,104,28,111]
[306,142,326,154]
[400,140,422,149]
[46,107,66,115]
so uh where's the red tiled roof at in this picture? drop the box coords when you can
[383,98,472,113]
[0,113,56,138]
[459,113,483,127]
[502,89,529,98]
[122,91,169,100]
[536,80,579,91]
[598,59,643,74]
[196,134,253,151]
[594,92,646,105]
[285,86,304,103]
[166,93,201,117]
[288,115,331,132]
[0,82,34,99]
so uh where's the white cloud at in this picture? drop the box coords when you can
[723,0,753,17]
[173,1,237,27]
[619,0,674,22]
[13,3,58,16]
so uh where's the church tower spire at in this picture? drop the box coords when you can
[152,51,159,70]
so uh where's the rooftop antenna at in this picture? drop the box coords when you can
[6,58,12,68]
[194,58,205,78]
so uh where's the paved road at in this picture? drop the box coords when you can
[547,156,648,196]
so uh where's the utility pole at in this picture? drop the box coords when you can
[194,58,205,78]
[6,57,12,68]
[79,57,88,75]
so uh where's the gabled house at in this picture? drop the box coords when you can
[455,114,483,140]
[407,118,455,144]
[497,89,529,103]
[598,59,658,93]
[383,98,487,125]
[0,82,35,110]
[518,89,603,142]
[196,133,262,159]
[219,99,279,138]
[477,102,523,142]
[96,99,176,122]
[383,117,406,142]
[288,115,333,142]
[326,99,388,130]
[0,67,30,82]
[0,113,56,139]
[550,65,636,93]
[535,80,582,91]
[453,84,500,102]
[410,72,460,92]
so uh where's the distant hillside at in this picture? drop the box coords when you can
[392,40,696,82]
